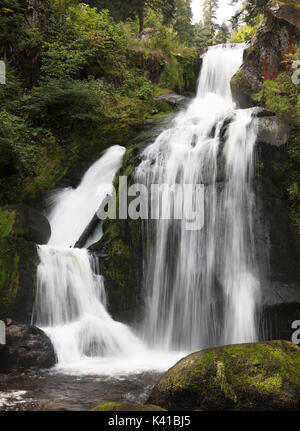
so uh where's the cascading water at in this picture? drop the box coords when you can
[33,44,262,376]
[136,44,261,351]
[33,145,183,375]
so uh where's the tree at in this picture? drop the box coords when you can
[230,0,268,28]
[85,0,175,35]
[214,21,230,45]
[193,22,213,50]
[173,0,194,45]
[202,0,219,39]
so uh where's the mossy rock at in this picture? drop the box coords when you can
[91,402,166,411]
[0,205,49,322]
[148,341,300,411]
[90,144,144,323]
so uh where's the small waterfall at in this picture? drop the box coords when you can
[33,146,148,373]
[136,44,261,351]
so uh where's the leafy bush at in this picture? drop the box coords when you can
[40,5,126,80]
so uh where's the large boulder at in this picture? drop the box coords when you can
[0,323,56,373]
[231,0,300,108]
[148,341,300,411]
[0,205,51,323]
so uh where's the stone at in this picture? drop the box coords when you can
[148,341,300,411]
[0,324,56,373]
[231,1,300,108]
[256,116,291,146]
[157,94,190,110]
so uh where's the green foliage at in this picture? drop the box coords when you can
[173,0,194,45]
[214,22,230,45]
[254,49,300,233]
[40,5,126,80]
[0,1,199,205]
[202,0,219,39]
[0,110,63,202]
[0,0,27,50]
[230,0,268,28]
[229,20,261,43]
[21,79,107,141]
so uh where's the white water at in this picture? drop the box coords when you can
[34,145,183,375]
[47,145,125,247]
[34,44,261,375]
[136,44,260,350]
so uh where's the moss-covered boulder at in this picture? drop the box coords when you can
[148,341,300,411]
[0,205,50,322]
[231,0,300,108]
[91,402,166,411]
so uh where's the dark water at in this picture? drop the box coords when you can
[0,370,162,411]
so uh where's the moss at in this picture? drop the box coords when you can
[0,237,20,319]
[149,341,300,411]
[91,402,166,411]
[0,208,16,238]
[98,144,144,321]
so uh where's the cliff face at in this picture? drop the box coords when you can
[231,0,300,108]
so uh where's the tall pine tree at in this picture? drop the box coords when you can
[202,0,219,39]
[173,0,194,45]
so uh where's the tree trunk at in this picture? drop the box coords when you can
[138,2,144,36]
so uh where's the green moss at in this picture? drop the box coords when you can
[149,341,300,411]
[0,237,20,319]
[0,209,16,238]
[91,402,166,411]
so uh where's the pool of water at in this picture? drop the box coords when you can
[0,369,163,411]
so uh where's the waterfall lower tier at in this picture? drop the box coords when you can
[33,146,183,375]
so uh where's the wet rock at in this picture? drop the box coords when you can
[256,116,291,146]
[91,402,166,411]
[251,107,276,118]
[231,0,300,108]
[148,341,300,411]
[0,324,56,373]
[254,140,300,340]
[89,115,176,324]
[157,94,191,110]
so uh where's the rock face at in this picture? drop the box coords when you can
[0,324,56,373]
[148,341,300,411]
[231,0,300,108]
[89,115,176,323]
[254,128,300,340]
[256,115,291,146]
[91,402,166,411]
[0,205,51,323]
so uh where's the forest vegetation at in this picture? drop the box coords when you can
[0,0,299,231]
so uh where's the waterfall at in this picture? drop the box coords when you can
[136,44,261,351]
[34,145,183,375]
[33,146,147,374]
[33,43,263,375]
